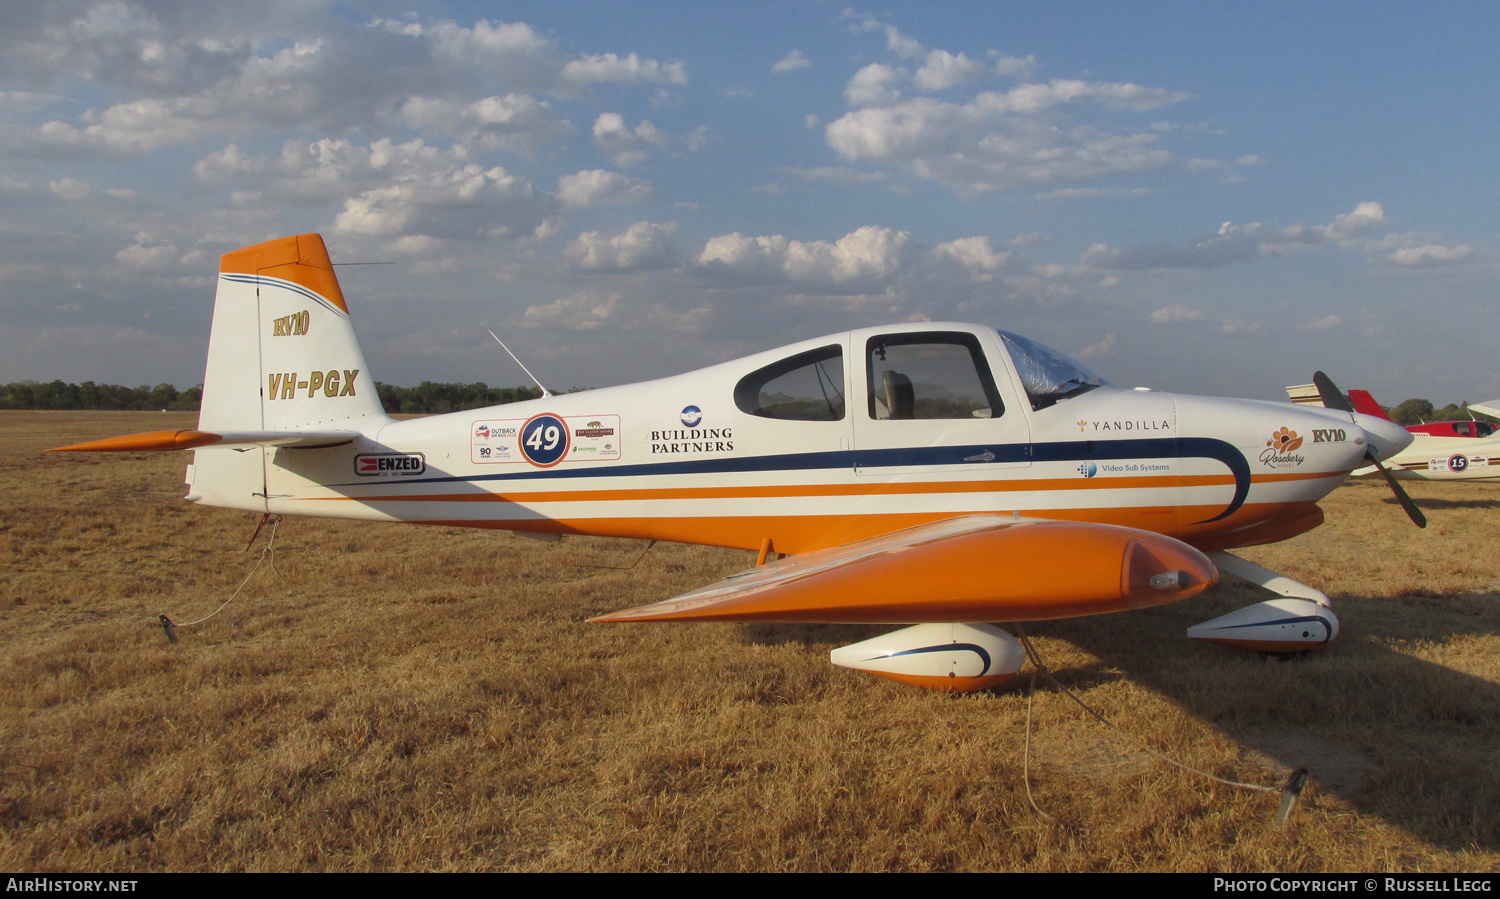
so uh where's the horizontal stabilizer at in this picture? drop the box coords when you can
[50,429,357,452]
[591,515,1216,624]
[1469,399,1500,419]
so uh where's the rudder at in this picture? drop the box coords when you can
[203,234,388,432]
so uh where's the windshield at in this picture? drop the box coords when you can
[996,329,1109,411]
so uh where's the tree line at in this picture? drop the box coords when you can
[4,377,1494,422]
[0,379,551,415]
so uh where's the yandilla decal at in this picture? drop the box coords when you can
[1076,418,1171,433]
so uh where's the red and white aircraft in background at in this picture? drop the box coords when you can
[1290,383,1500,482]
[55,235,1423,692]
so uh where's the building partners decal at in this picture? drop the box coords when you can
[471,414,621,466]
[355,452,426,477]
[649,405,734,456]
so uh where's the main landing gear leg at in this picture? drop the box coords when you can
[1187,552,1340,652]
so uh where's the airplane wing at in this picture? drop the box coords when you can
[50,429,358,452]
[1469,399,1500,419]
[590,515,1216,624]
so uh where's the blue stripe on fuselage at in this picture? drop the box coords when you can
[325,437,1252,523]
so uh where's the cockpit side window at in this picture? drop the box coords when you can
[865,332,1003,420]
[734,345,846,421]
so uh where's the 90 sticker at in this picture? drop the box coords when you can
[519,413,569,467]
[471,414,620,465]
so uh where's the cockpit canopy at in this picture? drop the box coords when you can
[996,329,1108,411]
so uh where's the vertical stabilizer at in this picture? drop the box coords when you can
[1346,389,1393,421]
[202,234,389,432]
[191,234,391,511]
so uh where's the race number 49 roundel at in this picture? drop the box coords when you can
[520,413,570,467]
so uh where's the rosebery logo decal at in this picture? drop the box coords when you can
[1259,427,1306,468]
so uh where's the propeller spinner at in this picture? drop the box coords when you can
[1313,371,1427,528]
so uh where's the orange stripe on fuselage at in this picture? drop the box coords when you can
[219,233,348,314]
[303,469,1343,506]
[354,499,1318,555]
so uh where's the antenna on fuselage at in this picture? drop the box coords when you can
[487,330,553,398]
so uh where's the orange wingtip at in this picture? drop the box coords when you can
[49,430,222,452]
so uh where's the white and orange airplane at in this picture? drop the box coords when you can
[54,234,1424,692]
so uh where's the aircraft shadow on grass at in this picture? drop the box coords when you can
[744,587,1500,852]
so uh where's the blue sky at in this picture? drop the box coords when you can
[1,1,1495,404]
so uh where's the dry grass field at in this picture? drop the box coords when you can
[2,410,1498,872]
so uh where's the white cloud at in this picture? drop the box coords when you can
[913,50,989,91]
[48,176,91,200]
[590,112,705,165]
[772,50,810,74]
[882,25,926,60]
[1078,333,1117,360]
[398,93,572,154]
[565,221,678,271]
[331,146,556,242]
[1324,201,1388,240]
[1298,315,1344,332]
[13,13,681,157]
[557,169,652,207]
[932,236,1010,281]
[845,63,903,107]
[1081,222,1259,270]
[694,225,913,289]
[1149,304,1204,323]
[1382,243,1475,267]
[826,79,1190,195]
[524,291,621,330]
[560,52,687,88]
[1220,318,1261,336]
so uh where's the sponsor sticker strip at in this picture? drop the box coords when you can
[472,414,621,466]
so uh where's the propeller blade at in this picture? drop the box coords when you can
[1367,451,1427,528]
[1312,371,1354,414]
[1318,370,1425,528]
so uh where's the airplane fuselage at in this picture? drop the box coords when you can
[204,323,1400,555]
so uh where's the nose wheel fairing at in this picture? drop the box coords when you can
[1188,551,1340,653]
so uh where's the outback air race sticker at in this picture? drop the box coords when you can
[355,452,426,477]
[1260,427,1306,469]
[1431,453,1488,474]
[471,414,621,466]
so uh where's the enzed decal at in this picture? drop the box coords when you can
[272,310,310,336]
[1259,427,1306,469]
[355,452,426,477]
[267,369,358,399]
